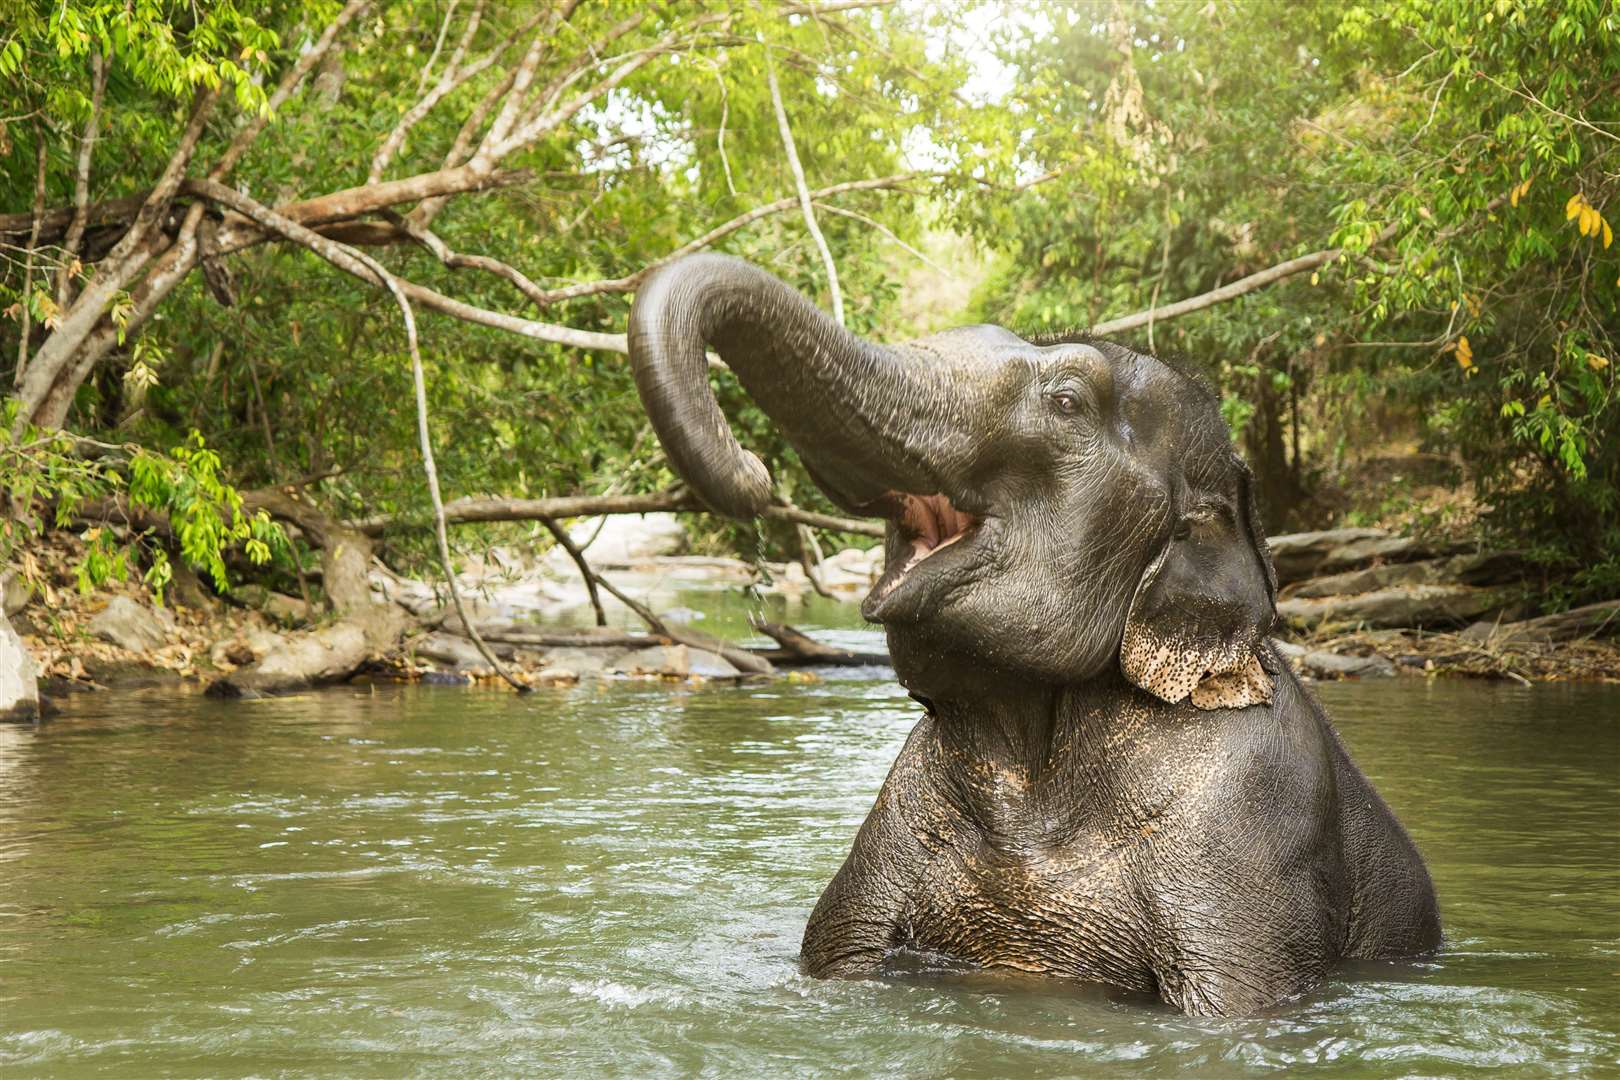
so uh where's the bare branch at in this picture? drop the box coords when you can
[56,49,107,306]
[812,201,944,272]
[483,174,918,308]
[345,489,885,537]
[536,516,608,626]
[714,66,737,197]
[1091,249,1341,338]
[15,130,47,388]
[415,0,460,95]
[766,42,844,324]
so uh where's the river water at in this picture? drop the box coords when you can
[1,614,1617,1077]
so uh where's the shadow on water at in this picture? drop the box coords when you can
[0,628,1616,1076]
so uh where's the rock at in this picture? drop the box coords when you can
[1277,584,1511,630]
[412,632,496,670]
[559,512,686,566]
[687,648,742,678]
[1271,638,1395,679]
[420,670,472,686]
[662,606,706,624]
[539,646,628,677]
[0,610,39,720]
[1299,651,1397,679]
[80,658,183,691]
[210,627,286,668]
[610,644,690,677]
[2,570,28,617]
[89,596,176,652]
[535,666,580,685]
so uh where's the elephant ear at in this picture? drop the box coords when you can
[1120,473,1278,711]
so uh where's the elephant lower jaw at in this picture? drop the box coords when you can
[861,492,985,623]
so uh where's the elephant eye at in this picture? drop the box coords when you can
[1049,389,1082,416]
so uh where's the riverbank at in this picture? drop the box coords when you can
[6,518,1618,709]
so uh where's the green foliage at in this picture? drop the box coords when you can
[0,412,286,603]
[2,0,1614,609]
[967,0,1619,599]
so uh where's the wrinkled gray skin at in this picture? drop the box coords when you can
[627,253,1441,1016]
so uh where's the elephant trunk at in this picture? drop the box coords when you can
[627,253,945,519]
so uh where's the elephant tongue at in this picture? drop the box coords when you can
[899,494,976,553]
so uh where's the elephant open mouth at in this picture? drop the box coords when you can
[865,492,986,619]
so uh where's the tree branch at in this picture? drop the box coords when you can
[13,85,219,436]
[55,49,107,306]
[1092,248,1342,337]
[537,516,607,626]
[344,489,885,537]
[766,42,844,324]
[15,130,48,388]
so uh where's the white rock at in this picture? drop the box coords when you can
[558,513,687,566]
[0,611,37,719]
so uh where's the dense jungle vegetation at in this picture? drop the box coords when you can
[1,0,1616,611]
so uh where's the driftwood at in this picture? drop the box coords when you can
[1462,600,1620,646]
[1285,551,1527,599]
[1277,583,1514,631]
[1265,527,1471,585]
[750,621,891,667]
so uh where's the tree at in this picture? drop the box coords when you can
[967,0,1619,601]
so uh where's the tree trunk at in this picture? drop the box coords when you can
[209,491,410,696]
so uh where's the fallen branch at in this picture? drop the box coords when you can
[344,489,885,537]
[749,620,890,667]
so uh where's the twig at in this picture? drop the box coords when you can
[765,41,844,324]
[537,516,607,626]
[796,522,834,598]
[714,65,738,197]
[812,202,945,272]
[591,573,669,636]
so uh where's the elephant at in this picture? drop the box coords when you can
[626,253,1442,1017]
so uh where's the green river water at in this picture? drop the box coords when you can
[1,606,1617,1077]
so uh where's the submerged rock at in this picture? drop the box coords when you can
[0,611,39,720]
[89,596,175,652]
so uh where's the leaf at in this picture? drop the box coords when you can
[1590,354,1611,371]
[1456,335,1473,369]
[1605,219,1614,249]
[1566,193,1583,219]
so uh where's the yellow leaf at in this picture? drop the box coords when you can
[1510,184,1520,208]
[1605,219,1614,249]
[1567,193,1584,218]
[1456,336,1473,370]
[1310,272,1319,286]
[1589,354,1611,371]
[1521,176,1533,196]
[1537,394,1552,409]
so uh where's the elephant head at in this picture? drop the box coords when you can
[628,254,1278,709]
